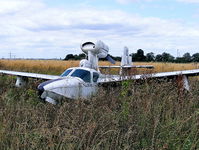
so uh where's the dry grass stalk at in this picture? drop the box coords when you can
[0,59,198,75]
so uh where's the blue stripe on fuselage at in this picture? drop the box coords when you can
[37,78,64,91]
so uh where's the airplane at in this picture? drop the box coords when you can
[0,40,199,104]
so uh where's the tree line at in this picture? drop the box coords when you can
[64,53,121,61]
[64,49,199,63]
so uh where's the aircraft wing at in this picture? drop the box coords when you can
[0,70,60,80]
[98,69,199,83]
[99,65,154,69]
[147,69,199,78]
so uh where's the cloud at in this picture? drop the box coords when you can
[116,0,155,4]
[0,0,44,15]
[177,0,199,3]
[0,0,199,58]
[116,0,137,4]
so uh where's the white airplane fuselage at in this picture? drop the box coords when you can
[0,40,157,105]
[38,67,100,104]
[1,40,199,105]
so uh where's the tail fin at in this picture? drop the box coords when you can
[120,47,132,75]
[121,47,132,66]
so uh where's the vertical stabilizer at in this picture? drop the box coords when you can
[121,47,132,66]
[120,47,132,75]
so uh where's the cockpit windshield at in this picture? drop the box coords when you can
[61,69,72,77]
[71,69,91,83]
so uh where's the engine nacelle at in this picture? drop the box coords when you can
[80,40,109,58]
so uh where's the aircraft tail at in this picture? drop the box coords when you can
[98,46,154,75]
[121,47,132,66]
[120,47,154,75]
[120,47,132,75]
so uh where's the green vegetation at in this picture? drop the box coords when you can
[64,53,121,62]
[64,50,199,63]
[0,76,199,149]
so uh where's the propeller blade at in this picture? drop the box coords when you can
[106,55,115,64]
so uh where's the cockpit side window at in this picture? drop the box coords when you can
[61,69,72,77]
[93,72,99,82]
[71,69,91,83]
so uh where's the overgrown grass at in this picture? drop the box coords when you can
[0,76,198,149]
[0,59,198,75]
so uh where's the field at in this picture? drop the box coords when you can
[0,60,199,150]
[0,59,199,75]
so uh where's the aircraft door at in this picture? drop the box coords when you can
[80,72,99,99]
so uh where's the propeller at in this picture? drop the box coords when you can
[105,54,115,64]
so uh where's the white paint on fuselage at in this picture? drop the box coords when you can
[41,67,99,102]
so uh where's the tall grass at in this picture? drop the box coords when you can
[0,76,198,149]
[136,62,198,72]
[0,60,199,149]
[0,60,117,75]
[0,59,198,75]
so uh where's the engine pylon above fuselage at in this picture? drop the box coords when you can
[80,40,114,70]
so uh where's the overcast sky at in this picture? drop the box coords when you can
[0,0,199,58]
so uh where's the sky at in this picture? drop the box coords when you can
[0,0,199,59]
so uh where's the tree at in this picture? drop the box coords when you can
[64,53,86,60]
[131,53,137,62]
[79,53,86,59]
[175,57,184,63]
[146,52,155,62]
[64,54,75,60]
[114,56,121,61]
[155,54,163,62]
[182,53,191,62]
[192,53,199,62]
[63,51,199,63]
[161,52,174,62]
[132,49,146,62]
[137,49,146,61]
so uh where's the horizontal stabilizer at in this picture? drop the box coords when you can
[99,65,154,69]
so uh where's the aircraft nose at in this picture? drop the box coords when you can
[37,84,44,99]
[37,78,64,99]
[37,84,44,98]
